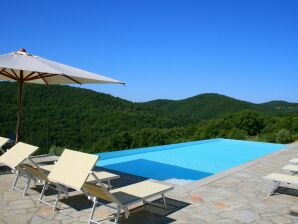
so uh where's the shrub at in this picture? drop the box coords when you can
[276,129,292,144]
[292,134,298,142]
[226,129,247,140]
[48,145,65,156]
[232,110,265,136]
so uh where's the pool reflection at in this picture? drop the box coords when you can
[103,159,213,181]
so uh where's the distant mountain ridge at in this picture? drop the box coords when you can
[140,93,298,121]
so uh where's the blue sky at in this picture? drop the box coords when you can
[0,0,297,103]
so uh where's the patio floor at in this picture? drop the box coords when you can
[1,143,298,224]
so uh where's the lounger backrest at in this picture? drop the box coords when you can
[0,142,38,169]
[0,137,9,147]
[48,149,99,191]
[82,182,121,205]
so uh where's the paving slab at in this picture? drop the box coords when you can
[0,143,298,223]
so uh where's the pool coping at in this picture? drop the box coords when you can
[173,143,294,192]
[98,138,222,161]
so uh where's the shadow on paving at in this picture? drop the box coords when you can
[274,185,298,217]
[60,194,188,223]
[275,186,298,197]
[0,164,11,175]
[119,198,189,224]
[289,211,298,217]
[118,210,175,224]
[30,184,76,197]
[60,194,93,210]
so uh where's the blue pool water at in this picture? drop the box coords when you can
[96,138,285,184]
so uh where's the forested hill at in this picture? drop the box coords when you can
[141,93,298,121]
[0,82,297,154]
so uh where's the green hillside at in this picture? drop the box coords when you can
[0,82,297,154]
[141,93,298,121]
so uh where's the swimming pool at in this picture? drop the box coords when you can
[96,138,285,185]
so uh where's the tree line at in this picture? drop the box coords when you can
[0,82,296,155]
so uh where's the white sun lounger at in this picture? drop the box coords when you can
[283,164,298,174]
[36,149,119,210]
[0,136,10,154]
[47,149,174,223]
[264,173,298,196]
[83,180,174,224]
[289,158,298,164]
[0,142,39,195]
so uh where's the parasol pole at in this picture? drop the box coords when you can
[15,71,24,143]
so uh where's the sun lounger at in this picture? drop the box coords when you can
[0,142,39,195]
[47,149,173,223]
[289,158,298,163]
[35,149,119,210]
[264,173,298,196]
[0,137,10,154]
[282,164,298,174]
[82,180,174,224]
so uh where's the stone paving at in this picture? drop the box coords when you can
[1,144,298,223]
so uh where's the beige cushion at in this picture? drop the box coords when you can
[87,171,119,182]
[48,149,98,191]
[283,164,298,172]
[289,158,298,163]
[111,180,173,199]
[40,164,119,182]
[0,142,38,169]
[264,173,298,185]
[83,180,173,206]
[0,137,9,147]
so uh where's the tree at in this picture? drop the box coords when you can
[293,117,298,133]
[276,129,292,144]
[226,129,247,140]
[232,110,265,136]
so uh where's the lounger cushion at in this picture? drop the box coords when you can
[264,173,298,185]
[0,137,9,147]
[283,165,298,172]
[111,180,173,205]
[48,149,99,191]
[0,142,38,169]
[289,158,298,163]
[111,180,172,198]
[39,164,119,183]
[83,180,173,206]
[87,171,119,182]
